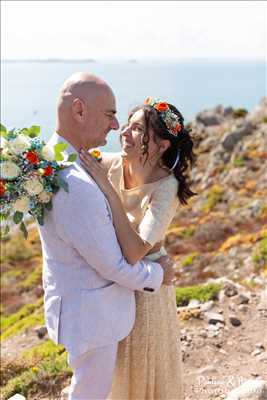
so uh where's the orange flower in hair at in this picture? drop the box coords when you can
[173,123,182,133]
[155,102,169,112]
[144,97,183,137]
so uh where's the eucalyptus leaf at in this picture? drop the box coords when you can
[55,153,64,161]
[67,153,77,162]
[0,225,10,239]
[0,213,9,221]
[13,211,24,224]
[54,143,68,161]
[20,221,28,239]
[28,125,41,138]
[58,177,69,193]
[0,123,8,138]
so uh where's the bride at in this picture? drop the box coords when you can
[80,97,196,399]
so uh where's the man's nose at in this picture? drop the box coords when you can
[111,116,119,131]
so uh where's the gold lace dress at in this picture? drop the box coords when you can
[103,153,184,400]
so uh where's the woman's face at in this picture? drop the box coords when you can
[120,109,159,162]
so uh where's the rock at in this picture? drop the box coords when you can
[251,349,264,357]
[198,329,208,338]
[197,364,218,374]
[188,299,201,308]
[225,379,267,399]
[255,343,265,351]
[207,324,220,331]
[204,312,225,325]
[34,325,48,339]
[224,106,234,116]
[257,290,267,311]
[237,294,250,305]
[229,315,242,327]
[196,110,224,126]
[257,352,267,363]
[224,282,238,297]
[200,300,214,312]
[222,122,254,152]
[7,395,26,400]
[238,305,249,312]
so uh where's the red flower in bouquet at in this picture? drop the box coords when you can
[0,180,5,196]
[43,165,53,176]
[26,151,39,164]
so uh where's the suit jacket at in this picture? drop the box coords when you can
[38,133,163,357]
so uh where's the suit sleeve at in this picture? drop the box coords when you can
[53,170,163,292]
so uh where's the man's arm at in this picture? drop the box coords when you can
[53,170,163,292]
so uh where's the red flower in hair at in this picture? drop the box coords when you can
[173,123,182,133]
[155,102,169,112]
[26,151,39,164]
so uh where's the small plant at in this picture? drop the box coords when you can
[181,252,199,267]
[232,157,246,167]
[176,282,223,307]
[262,116,267,123]
[233,108,248,118]
[1,298,43,340]
[202,185,224,212]
[252,238,267,271]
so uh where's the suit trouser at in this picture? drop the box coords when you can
[67,342,118,400]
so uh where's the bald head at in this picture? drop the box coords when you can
[55,72,119,150]
[57,72,112,112]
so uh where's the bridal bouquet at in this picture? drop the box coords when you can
[0,124,76,238]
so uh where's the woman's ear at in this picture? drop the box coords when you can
[159,139,171,155]
[72,98,85,122]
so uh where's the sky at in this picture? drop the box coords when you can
[1,0,266,61]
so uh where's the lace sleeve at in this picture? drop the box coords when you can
[138,176,178,246]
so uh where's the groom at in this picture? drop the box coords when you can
[38,72,175,399]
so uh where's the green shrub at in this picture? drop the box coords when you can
[19,266,42,290]
[176,282,223,306]
[181,252,199,267]
[1,353,71,400]
[1,298,44,340]
[252,238,267,270]
[202,185,224,212]
[233,157,246,167]
[233,108,248,118]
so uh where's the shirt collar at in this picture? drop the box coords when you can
[48,132,78,156]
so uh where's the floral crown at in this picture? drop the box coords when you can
[144,97,183,137]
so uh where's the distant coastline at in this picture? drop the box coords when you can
[2,58,265,64]
[2,58,97,63]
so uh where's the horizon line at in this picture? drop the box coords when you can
[1,57,266,63]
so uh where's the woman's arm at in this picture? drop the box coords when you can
[80,150,153,264]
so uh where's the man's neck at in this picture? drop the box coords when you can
[55,128,81,153]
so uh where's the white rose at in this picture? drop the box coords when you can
[13,196,30,213]
[0,161,21,180]
[38,190,52,203]
[41,145,55,161]
[9,135,31,154]
[24,177,44,195]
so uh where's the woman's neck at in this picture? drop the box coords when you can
[122,157,170,189]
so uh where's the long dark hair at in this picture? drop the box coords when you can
[128,104,197,205]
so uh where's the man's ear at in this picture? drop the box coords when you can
[72,98,85,122]
[159,139,171,155]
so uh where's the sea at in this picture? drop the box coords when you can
[1,60,266,152]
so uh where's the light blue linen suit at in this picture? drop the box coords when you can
[38,133,163,398]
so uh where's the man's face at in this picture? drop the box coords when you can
[83,89,119,149]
